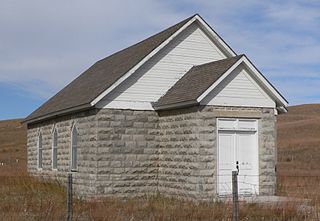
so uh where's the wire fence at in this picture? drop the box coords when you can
[1,172,320,220]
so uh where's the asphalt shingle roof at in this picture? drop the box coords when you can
[25,15,195,123]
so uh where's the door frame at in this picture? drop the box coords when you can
[216,117,260,196]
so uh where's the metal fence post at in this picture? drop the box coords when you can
[67,173,73,221]
[232,171,239,221]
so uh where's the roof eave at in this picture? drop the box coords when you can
[153,100,198,111]
[23,103,93,125]
[277,106,288,114]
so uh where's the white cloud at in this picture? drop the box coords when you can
[0,0,319,105]
[0,0,187,98]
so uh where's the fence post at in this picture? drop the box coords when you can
[232,171,239,221]
[67,173,73,221]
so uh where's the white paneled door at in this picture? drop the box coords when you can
[217,119,259,196]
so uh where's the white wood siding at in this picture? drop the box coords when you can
[201,64,275,108]
[96,22,228,109]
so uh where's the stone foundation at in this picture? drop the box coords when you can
[27,105,276,200]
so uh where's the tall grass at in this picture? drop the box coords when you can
[0,171,315,221]
[0,174,66,220]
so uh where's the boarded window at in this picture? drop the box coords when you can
[38,133,43,169]
[71,126,78,171]
[52,129,58,170]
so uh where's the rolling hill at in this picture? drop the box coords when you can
[277,104,320,175]
[0,119,26,175]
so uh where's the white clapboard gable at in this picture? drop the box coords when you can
[96,22,228,109]
[200,64,276,108]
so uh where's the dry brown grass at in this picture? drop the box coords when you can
[0,172,310,221]
[0,118,27,175]
[277,104,320,150]
[0,174,66,220]
[1,104,320,220]
[277,104,320,202]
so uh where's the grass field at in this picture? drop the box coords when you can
[277,104,320,204]
[1,104,320,220]
[0,175,309,220]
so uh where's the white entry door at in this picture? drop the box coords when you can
[217,119,259,195]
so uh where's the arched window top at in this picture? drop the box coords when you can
[72,126,78,146]
[53,129,58,146]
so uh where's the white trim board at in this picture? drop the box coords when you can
[217,118,259,195]
[195,14,236,57]
[96,100,154,110]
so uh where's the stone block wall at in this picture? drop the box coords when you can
[258,108,277,195]
[27,109,99,197]
[27,105,277,200]
[95,109,159,197]
[157,106,216,200]
[157,105,276,200]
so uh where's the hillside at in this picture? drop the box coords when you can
[0,119,27,175]
[277,104,320,175]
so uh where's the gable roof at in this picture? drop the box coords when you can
[25,14,238,124]
[24,15,196,124]
[153,55,243,109]
[154,54,289,112]
[24,14,287,124]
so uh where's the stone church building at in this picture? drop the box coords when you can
[24,14,288,200]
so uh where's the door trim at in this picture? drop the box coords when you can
[216,118,259,196]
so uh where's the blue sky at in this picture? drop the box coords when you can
[1,0,320,120]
